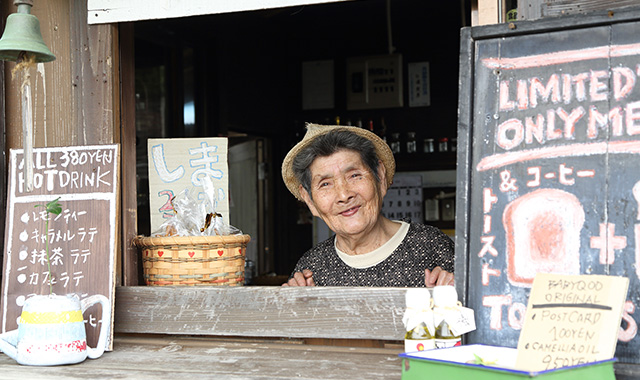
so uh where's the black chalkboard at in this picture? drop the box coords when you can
[1,145,119,350]
[455,9,640,365]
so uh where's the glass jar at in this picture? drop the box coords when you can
[423,138,435,153]
[390,133,401,154]
[406,132,417,154]
[438,137,449,152]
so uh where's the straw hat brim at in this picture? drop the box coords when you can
[281,123,396,201]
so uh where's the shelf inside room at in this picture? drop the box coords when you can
[394,152,457,172]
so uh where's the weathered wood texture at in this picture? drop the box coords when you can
[115,286,407,340]
[3,0,116,150]
[118,23,139,286]
[0,335,403,379]
[0,0,5,273]
[87,0,352,24]
[519,0,640,20]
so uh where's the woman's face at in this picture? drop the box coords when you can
[300,149,387,239]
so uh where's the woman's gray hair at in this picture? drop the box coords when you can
[292,130,381,197]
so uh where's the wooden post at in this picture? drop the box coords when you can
[118,22,139,286]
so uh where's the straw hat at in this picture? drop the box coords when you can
[281,123,396,201]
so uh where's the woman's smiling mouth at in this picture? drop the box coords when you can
[340,206,360,217]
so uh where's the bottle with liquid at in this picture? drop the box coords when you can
[402,288,435,352]
[438,137,449,152]
[379,117,388,142]
[390,133,401,154]
[433,285,461,348]
[406,132,417,154]
[423,138,435,153]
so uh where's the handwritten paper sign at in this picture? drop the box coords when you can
[1,145,119,350]
[147,138,229,234]
[516,273,629,371]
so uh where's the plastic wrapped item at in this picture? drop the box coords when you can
[151,176,242,237]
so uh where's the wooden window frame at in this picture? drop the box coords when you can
[115,20,415,343]
[88,0,352,25]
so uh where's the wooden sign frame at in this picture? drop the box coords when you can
[455,8,640,364]
[1,144,119,350]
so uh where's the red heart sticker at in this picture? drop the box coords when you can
[188,251,195,258]
[217,250,224,256]
[158,251,164,257]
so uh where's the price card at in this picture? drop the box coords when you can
[449,306,476,336]
[516,273,629,371]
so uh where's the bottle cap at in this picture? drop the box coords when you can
[432,285,458,307]
[405,288,431,308]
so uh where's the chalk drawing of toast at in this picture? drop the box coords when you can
[503,188,584,287]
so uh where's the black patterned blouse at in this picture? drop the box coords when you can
[289,223,455,287]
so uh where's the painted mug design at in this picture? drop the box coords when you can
[0,294,110,366]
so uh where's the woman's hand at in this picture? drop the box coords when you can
[424,266,454,287]
[282,269,316,286]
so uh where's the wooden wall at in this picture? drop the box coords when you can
[2,0,117,149]
[1,0,122,281]
[519,0,640,21]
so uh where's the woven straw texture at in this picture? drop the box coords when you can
[281,123,395,201]
[134,235,251,286]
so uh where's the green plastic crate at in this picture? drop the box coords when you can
[400,345,616,379]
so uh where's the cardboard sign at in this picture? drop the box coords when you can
[516,273,629,371]
[1,145,119,350]
[147,138,229,234]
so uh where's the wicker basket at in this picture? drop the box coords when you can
[133,234,251,286]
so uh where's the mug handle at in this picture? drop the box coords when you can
[81,294,111,359]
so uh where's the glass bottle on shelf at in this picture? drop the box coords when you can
[379,117,388,142]
[438,137,449,152]
[390,133,401,154]
[406,132,417,154]
[423,138,435,153]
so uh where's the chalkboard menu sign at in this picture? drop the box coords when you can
[1,145,119,350]
[456,11,640,364]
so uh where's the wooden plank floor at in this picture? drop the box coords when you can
[0,335,404,379]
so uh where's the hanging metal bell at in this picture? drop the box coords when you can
[0,0,55,62]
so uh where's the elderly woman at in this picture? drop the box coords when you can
[281,123,454,287]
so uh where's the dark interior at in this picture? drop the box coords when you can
[133,0,469,280]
